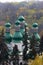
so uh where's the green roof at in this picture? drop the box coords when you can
[15,20,20,25]
[13,31,23,42]
[5,23,11,27]
[32,23,38,28]
[4,32,12,43]
[18,16,25,21]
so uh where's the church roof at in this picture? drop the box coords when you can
[4,32,12,43]
[13,31,23,42]
[15,20,20,25]
[18,16,25,21]
[5,23,11,27]
[32,23,38,28]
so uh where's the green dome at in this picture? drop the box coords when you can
[15,20,20,25]
[5,23,11,27]
[18,16,25,21]
[34,33,40,41]
[4,32,12,43]
[13,31,23,42]
[32,23,38,28]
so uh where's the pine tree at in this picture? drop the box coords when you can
[29,33,40,59]
[28,34,36,59]
[40,36,43,54]
[22,26,29,60]
[23,26,29,46]
[0,29,8,62]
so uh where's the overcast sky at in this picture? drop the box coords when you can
[0,0,43,3]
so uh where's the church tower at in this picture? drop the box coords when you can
[13,20,23,52]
